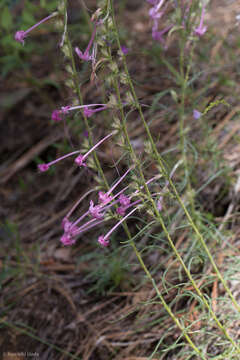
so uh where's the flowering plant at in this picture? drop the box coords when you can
[13,2,240,357]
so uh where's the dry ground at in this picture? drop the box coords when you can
[1,1,240,359]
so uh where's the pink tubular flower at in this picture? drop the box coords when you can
[62,218,77,232]
[75,22,97,62]
[117,198,140,217]
[14,12,57,45]
[58,167,139,247]
[149,6,164,19]
[89,200,104,220]
[74,154,87,167]
[147,0,171,44]
[121,45,129,55]
[60,218,100,246]
[194,6,207,37]
[103,166,134,200]
[51,110,62,122]
[98,191,113,205]
[61,106,71,114]
[51,103,107,122]
[148,0,165,21]
[74,131,116,168]
[116,206,127,216]
[75,47,93,62]
[151,0,165,13]
[119,193,130,207]
[83,108,94,118]
[63,189,96,227]
[61,233,77,246]
[94,167,133,214]
[70,168,133,226]
[83,105,108,118]
[59,173,163,246]
[15,30,26,44]
[60,218,81,246]
[152,25,172,43]
[38,164,50,172]
[38,149,81,172]
[98,206,139,247]
[98,235,110,247]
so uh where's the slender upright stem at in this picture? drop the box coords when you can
[63,0,109,189]
[109,0,240,352]
[179,40,196,216]
[109,0,240,315]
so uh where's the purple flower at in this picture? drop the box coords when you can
[152,25,172,44]
[98,206,139,247]
[149,7,164,20]
[38,164,50,172]
[74,131,116,168]
[193,109,202,119]
[74,154,87,167]
[83,107,95,118]
[75,47,93,62]
[89,200,104,220]
[60,233,76,246]
[15,30,26,45]
[98,191,113,205]
[147,0,171,44]
[116,206,127,216]
[116,198,140,217]
[58,173,162,248]
[119,194,130,207]
[62,218,76,232]
[83,105,107,118]
[60,218,79,246]
[52,103,107,122]
[194,6,207,37]
[38,150,81,172]
[75,22,97,62]
[51,110,62,122]
[121,45,129,55]
[98,235,109,247]
[14,13,57,45]
[61,106,71,114]
[148,0,165,19]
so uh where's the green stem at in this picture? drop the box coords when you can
[179,41,196,217]
[130,240,206,359]
[110,72,204,354]
[63,0,108,189]
[120,191,205,358]
[106,6,207,357]
[109,0,240,316]
[109,0,240,351]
